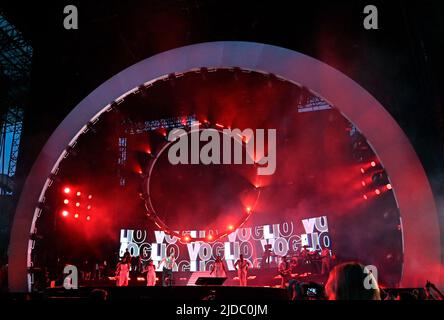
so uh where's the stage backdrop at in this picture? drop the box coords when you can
[119,216,331,272]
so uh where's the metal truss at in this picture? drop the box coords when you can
[0,15,32,194]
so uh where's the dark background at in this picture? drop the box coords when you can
[1,0,443,265]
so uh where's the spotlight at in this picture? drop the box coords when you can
[386,184,392,190]
[74,213,79,219]
[88,195,93,200]
[87,205,92,210]
[375,189,381,195]
[228,225,234,231]
[246,207,252,214]
[86,216,91,221]
[360,168,365,174]
[76,202,80,207]
[361,181,366,187]
[370,161,376,167]
[363,195,368,200]
[62,210,69,217]
[63,199,69,204]
[207,234,213,241]
[183,236,190,242]
[76,191,81,196]
[63,187,71,194]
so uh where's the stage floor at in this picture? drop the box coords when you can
[43,285,289,301]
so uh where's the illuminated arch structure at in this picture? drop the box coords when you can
[9,41,441,291]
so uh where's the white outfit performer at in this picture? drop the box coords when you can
[234,255,250,287]
[210,256,227,278]
[146,263,156,286]
[116,259,130,287]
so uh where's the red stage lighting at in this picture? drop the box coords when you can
[76,191,81,196]
[375,189,381,195]
[386,184,392,190]
[87,205,91,210]
[86,215,91,221]
[75,202,80,207]
[184,236,190,242]
[361,181,366,187]
[370,161,377,167]
[62,210,69,217]
[363,195,368,200]
[246,207,252,214]
[228,225,234,231]
[88,195,93,200]
[215,123,224,128]
[207,234,213,241]
[74,213,79,219]
[360,168,365,174]
[63,187,71,194]
[63,199,69,204]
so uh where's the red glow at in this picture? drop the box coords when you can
[62,210,69,217]
[184,236,190,242]
[375,189,381,195]
[386,184,392,190]
[63,199,69,204]
[246,206,252,213]
[74,213,79,219]
[88,195,93,200]
[87,205,91,210]
[63,187,71,194]
[361,181,366,187]
[363,195,368,200]
[360,168,365,174]
[76,191,81,196]
[215,123,224,128]
[228,225,234,231]
[370,161,377,167]
[76,202,80,207]
[207,234,213,241]
[86,215,91,221]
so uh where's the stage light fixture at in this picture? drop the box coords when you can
[63,199,69,204]
[363,195,368,200]
[207,234,213,241]
[87,205,91,210]
[370,161,376,167]
[63,187,71,194]
[76,191,81,196]
[228,225,234,231]
[246,207,252,213]
[375,189,381,195]
[76,202,80,207]
[361,181,366,187]
[386,184,392,190]
[62,210,69,217]
[88,195,93,199]
[74,213,79,219]
[360,168,365,174]
[86,216,91,221]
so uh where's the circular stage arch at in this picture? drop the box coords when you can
[9,41,441,291]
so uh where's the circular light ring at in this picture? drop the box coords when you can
[9,41,441,291]
[142,124,261,242]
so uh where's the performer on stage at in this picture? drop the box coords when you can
[321,247,331,275]
[158,253,176,287]
[278,256,292,288]
[234,254,250,287]
[210,255,227,278]
[116,256,130,287]
[144,260,157,286]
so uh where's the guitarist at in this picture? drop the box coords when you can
[278,256,292,288]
